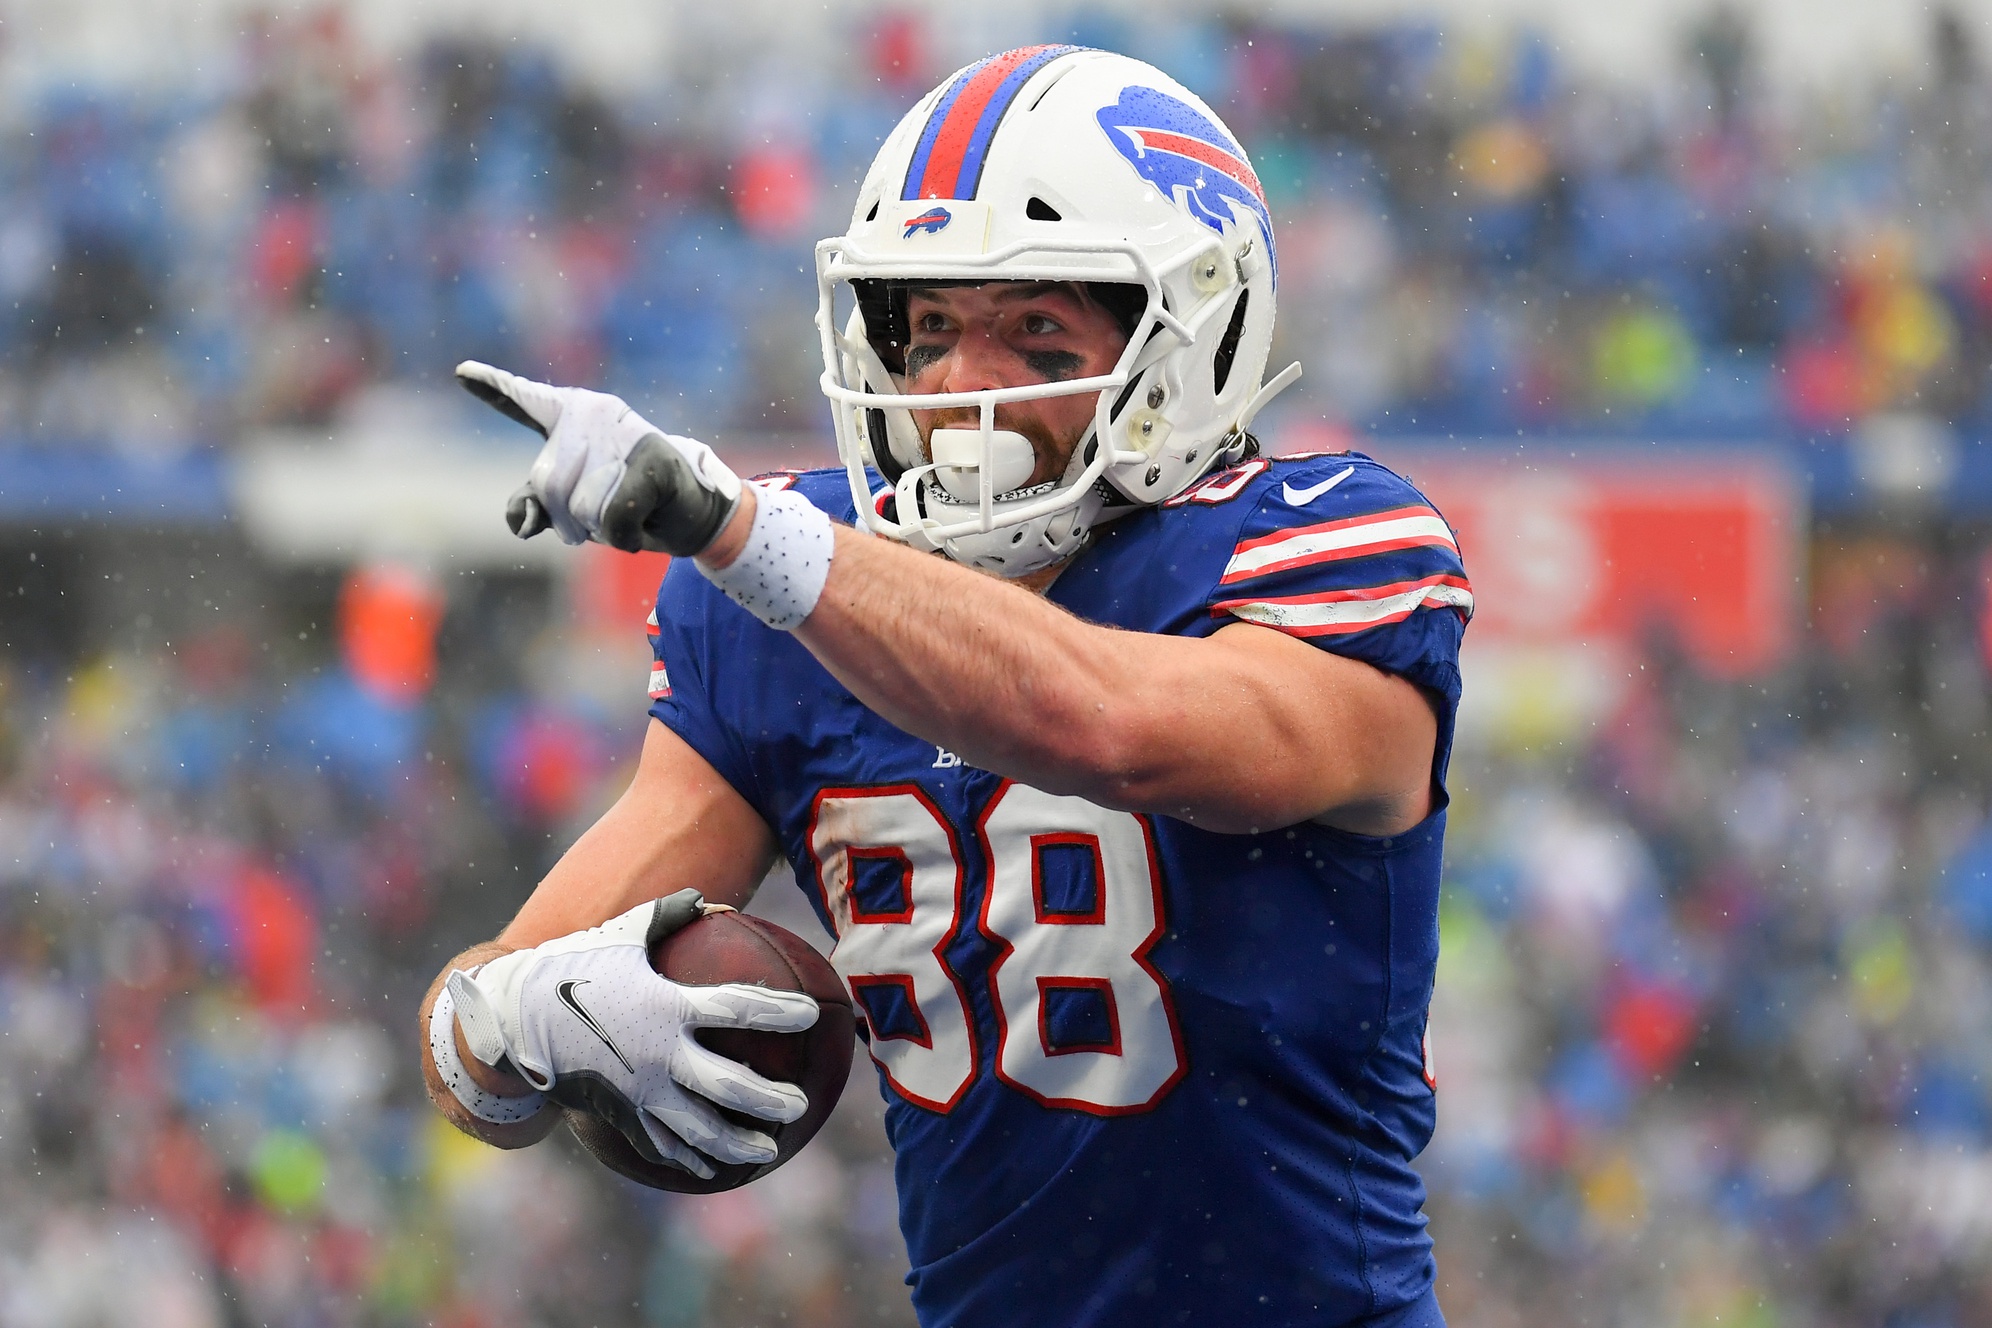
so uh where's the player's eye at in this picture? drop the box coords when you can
[1020,312,1063,336]
[911,310,952,336]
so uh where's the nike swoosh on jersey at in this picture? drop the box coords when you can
[1281,466,1356,506]
[556,978,636,1074]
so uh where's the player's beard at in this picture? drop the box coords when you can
[918,406,1086,492]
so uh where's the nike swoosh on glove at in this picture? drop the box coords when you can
[447,890,820,1180]
[456,360,744,556]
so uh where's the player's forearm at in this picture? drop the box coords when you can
[700,493,1432,832]
[418,724,779,1145]
[500,720,778,949]
[792,527,1131,780]
[418,942,562,1149]
[788,527,1386,829]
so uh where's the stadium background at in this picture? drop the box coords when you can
[2,1,1992,1324]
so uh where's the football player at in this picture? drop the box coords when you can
[422,46,1467,1328]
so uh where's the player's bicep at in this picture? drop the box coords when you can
[1200,621,1436,833]
[500,719,778,947]
[1160,462,1465,833]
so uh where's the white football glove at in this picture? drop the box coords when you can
[447,890,819,1180]
[456,360,744,555]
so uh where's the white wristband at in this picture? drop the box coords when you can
[429,977,549,1125]
[697,484,834,630]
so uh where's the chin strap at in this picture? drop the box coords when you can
[1215,361,1302,467]
[1236,362,1303,437]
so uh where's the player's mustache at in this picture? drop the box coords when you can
[920,409,1064,463]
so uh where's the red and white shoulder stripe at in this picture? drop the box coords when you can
[1220,503,1459,585]
[645,609,670,697]
[748,470,802,492]
[1213,572,1474,638]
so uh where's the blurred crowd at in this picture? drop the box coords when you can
[0,558,915,1328]
[5,4,1992,1328]
[5,6,1992,450]
[1428,531,1992,1327]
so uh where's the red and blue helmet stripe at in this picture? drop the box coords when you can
[902,45,1085,201]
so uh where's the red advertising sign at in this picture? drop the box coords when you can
[1321,438,1804,678]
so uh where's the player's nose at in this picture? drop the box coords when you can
[936,327,1022,395]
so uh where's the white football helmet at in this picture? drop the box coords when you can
[815,45,1300,577]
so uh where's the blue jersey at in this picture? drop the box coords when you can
[648,452,1469,1328]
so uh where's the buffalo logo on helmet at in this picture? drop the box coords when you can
[1096,86,1277,284]
[903,206,954,237]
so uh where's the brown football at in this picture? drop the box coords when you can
[564,909,856,1193]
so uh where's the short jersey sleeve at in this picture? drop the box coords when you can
[1208,455,1471,727]
[644,556,761,805]
[640,466,859,814]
